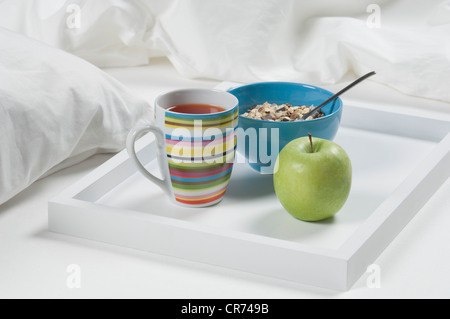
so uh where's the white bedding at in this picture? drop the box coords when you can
[1,0,449,103]
[0,28,152,205]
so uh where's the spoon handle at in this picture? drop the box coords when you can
[301,71,376,120]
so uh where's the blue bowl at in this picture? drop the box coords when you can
[228,82,343,174]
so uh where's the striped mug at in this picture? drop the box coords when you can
[126,89,239,207]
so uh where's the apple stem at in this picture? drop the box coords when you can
[308,133,314,153]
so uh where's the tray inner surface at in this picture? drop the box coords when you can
[90,126,436,251]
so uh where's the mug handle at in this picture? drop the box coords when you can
[126,125,172,195]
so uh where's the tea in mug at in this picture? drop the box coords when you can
[167,104,226,114]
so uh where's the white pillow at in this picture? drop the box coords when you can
[0,28,152,205]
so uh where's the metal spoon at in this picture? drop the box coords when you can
[300,71,376,120]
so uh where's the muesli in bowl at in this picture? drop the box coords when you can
[242,102,324,122]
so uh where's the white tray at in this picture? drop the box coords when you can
[48,87,450,291]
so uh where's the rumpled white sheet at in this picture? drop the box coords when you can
[0,0,449,103]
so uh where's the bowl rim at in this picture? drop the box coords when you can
[228,81,343,124]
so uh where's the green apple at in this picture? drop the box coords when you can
[273,134,352,222]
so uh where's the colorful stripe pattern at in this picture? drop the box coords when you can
[165,108,238,206]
